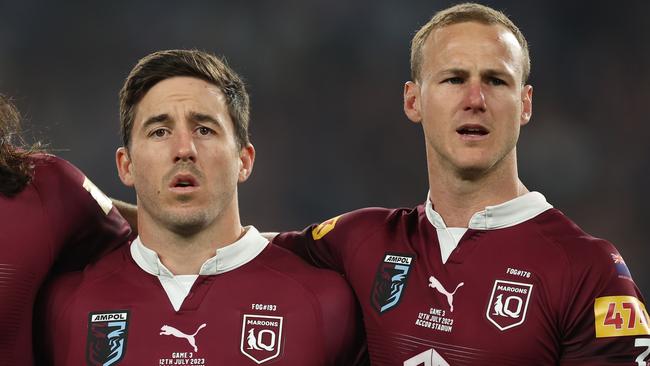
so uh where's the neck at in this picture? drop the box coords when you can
[427,150,528,227]
[137,204,244,275]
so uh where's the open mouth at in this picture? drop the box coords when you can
[170,175,199,189]
[456,124,489,136]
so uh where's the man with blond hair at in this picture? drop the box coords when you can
[274,3,649,364]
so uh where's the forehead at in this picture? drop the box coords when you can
[421,22,524,78]
[134,76,228,124]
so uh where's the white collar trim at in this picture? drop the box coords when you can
[425,191,553,230]
[130,225,269,277]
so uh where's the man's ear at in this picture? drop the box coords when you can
[404,81,423,123]
[520,84,533,126]
[238,143,255,183]
[116,147,135,187]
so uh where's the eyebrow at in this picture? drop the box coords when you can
[438,68,469,78]
[481,69,513,80]
[188,111,223,129]
[437,68,514,81]
[141,114,170,130]
[141,112,224,130]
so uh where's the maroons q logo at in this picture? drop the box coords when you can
[240,314,283,364]
[486,280,533,331]
[87,311,129,366]
[371,253,415,314]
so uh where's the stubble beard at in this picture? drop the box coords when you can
[141,190,234,239]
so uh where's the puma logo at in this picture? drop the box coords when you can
[160,323,207,352]
[428,275,464,312]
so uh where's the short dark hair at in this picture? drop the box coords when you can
[411,3,530,84]
[119,49,250,149]
[0,94,39,196]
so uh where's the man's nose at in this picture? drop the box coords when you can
[463,80,487,112]
[173,129,197,163]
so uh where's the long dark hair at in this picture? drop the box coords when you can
[0,94,41,196]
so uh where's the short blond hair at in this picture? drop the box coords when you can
[410,3,530,84]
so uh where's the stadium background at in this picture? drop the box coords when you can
[2,1,648,295]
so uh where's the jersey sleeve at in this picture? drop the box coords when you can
[273,207,389,274]
[559,239,650,365]
[33,155,131,271]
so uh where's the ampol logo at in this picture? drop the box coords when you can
[370,253,415,314]
[87,310,129,366]
[486,280,533,331]
[240,314,283,364]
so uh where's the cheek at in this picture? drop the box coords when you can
[130,155,163,192]
[204,148,240,179]
[421,87,454,113]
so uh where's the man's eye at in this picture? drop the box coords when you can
[151,129,168,138]
[444,77,464,85]
[197,126,214,136]
[488,77,506,86]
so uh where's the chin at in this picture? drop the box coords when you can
[453,159,495,181]
[163,210,211,237]
[455,167,488,181]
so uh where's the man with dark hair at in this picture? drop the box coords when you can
[39,49,366,365]
[0,94,131,364]
[273,3,649,364]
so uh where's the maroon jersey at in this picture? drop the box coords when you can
[0,154,130,364]
[39,228,366,365]
[274,192,650,365]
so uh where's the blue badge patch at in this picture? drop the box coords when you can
[87,310,129,366]
[371,253,415,314]
[611,253,633,281]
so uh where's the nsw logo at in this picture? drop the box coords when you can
[370,253,415,314]
[486,280,533,331]
[240,314,283,364]
[87,310,129,366]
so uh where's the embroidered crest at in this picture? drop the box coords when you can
[486,280,533,331]
[370,253,415,314]
[87,311,129,366]
[240,314,283,364]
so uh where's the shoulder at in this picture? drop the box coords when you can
[532,209,638,293]
[311,205,421,240]
[30,153,84,184]
[259,244,353,295]
[43,246,133,315]
[82,244,133,280]
[30,153,114,216]
[533,209,619,266]
[335,206,418,226]
[255,244,364,360]
[29,154,87,200]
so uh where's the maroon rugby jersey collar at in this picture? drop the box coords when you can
[425,191,553,230]
[130,225,269,276]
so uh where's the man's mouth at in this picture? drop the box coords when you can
[456,124,489,136]
[170,175,199,190]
